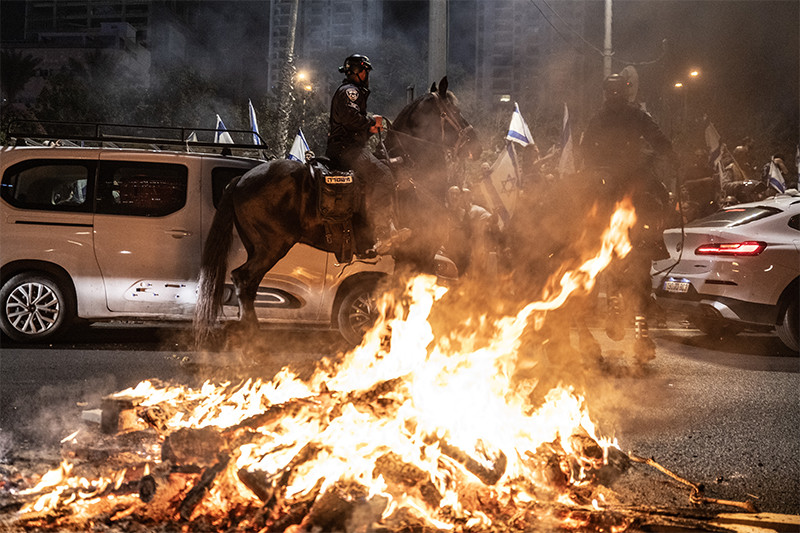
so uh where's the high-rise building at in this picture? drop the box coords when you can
[267,0,383,94]
[474,0,598,122]
[1,0,201,103]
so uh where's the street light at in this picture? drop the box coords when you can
[672,68,701,136]
[296,71,313,126]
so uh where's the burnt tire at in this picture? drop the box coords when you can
[0,273,75,343]
[337,283,379,346]
[776,298,799,353]
[692,316,744,339]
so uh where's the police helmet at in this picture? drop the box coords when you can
[603,73,629,100]
[339,54,372,75]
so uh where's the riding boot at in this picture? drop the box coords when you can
[605,293,625,341]
[633,314,656,363]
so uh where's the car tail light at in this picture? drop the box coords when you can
[695,241,767,256]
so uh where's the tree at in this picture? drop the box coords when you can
[1,50,42,103]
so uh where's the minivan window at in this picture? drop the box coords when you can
[96,161,188,217]
[211,167,247,208]
[1,160,93,212]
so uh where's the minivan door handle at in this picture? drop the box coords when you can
[166,229,192,238]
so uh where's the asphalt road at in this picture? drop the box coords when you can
[0,321,798,516]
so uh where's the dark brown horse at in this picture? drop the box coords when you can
[194,77,480,344]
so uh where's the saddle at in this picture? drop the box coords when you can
[307,158,370,262]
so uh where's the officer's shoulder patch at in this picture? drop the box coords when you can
[345,88,359,102]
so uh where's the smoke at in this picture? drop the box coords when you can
[0,428,12,463]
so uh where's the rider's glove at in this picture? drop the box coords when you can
[369,115,383,134]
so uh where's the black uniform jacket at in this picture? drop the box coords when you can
[326,79,376,159]
[581,103,674,177]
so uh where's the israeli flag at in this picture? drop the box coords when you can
[705,122,722,165]
[288,129,310,161]
[505,102,533,147]
[186,131,198,142]
[558,103,575,176]
[248,99,261,145]
[768,159,786,193]
[214,114,233,144]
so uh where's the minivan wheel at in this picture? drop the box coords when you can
[337,284,379,346]
[0,273,74,343]
[776,298,799,353]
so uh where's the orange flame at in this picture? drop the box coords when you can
[15,202,638,530]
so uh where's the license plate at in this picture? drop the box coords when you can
[663,279,690,293]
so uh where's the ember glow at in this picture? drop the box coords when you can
[12,203,640,531]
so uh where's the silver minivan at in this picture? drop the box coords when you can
[0,125,407,344]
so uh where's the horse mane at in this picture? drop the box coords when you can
[391,88,458,134]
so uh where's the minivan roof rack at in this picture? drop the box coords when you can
[5,120,270,157]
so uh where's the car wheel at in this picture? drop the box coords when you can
[337,284,379,346]
[0,273,74,343]
[692,316,744,339]
[776,298,799,353]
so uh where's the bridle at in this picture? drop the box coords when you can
[382,92,475,162]
[432,92,476,158]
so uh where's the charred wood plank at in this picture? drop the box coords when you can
[437,439,507,486]
[224,395,335,438]
[161,426,227,467]
[237,468,274,503]
[266,478,323,532]
[629,453,758,513]
[137,404,176,433]
[178,454,230,521]
[374,451,442,508]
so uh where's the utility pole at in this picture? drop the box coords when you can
[428,0,447,86]
[603,0,613,78]
[274,0,299,159]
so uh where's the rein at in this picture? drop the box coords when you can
[383,93,474,162]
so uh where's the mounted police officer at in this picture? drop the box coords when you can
[581,73,678,364]
[326,53,409,257]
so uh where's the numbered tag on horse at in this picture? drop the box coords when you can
[325,175,353,185]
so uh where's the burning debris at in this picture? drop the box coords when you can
[0,202,778,532]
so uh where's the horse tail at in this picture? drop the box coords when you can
[194,176,239,345]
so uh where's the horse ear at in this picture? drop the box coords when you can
[438,76,448,97]
[430,82,437,93]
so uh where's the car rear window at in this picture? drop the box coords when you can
[687,206,782,228]
[1,159,93,212]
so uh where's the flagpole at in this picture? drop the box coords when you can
[603,0,613,78]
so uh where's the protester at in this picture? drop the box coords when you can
[761,154,792,194]
[444,186,496,277]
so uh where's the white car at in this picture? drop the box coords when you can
[651,192,799,352]
[0,124,444,344]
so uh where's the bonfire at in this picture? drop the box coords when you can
[0,201,769,532]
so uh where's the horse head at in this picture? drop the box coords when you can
[387,76,482,168]
[429,77,482,161]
